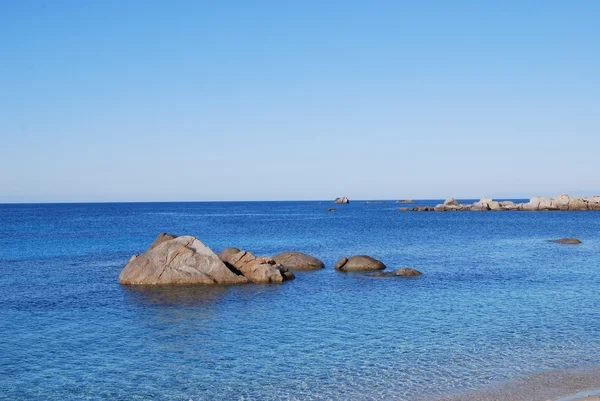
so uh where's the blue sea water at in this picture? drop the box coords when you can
[0,201,599,400]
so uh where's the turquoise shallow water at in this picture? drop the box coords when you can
[1,201,599,400]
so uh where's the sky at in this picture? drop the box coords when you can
[1,1,598,202]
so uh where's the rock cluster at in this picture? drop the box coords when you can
[334,197,350,204]
[119,235,435,286]
[220,249,295,283]
[118,235,249,285]
[119,234,294,285]
[411,194,600,212]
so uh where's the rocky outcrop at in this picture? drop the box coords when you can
[334,197,350,204]
[272,251,324,271]
[334,255,386,272]
[222,250,295,283]
[371,267,422,277]
[412,194,599,212]
[119,235,249,285]
[552,238,582,244]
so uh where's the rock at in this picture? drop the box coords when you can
[148,233,178,250]
[334,197,350,204]
[537,197,554,211]
[551,194,570,210]
[434,204,447,212]
[552,238,582,244]
[411,206,433,211]
[334,257,348,270]
[372,267,422,277]
[222,250,294,283]
[395,267,422,277]
[119,235,249,285]
[499,201,517,210]
[521,197,542,211]
[568,198,588,211]
[396,200,414,204]
[272,251,324,271]
[488,201,502,211]
[334,255,386,272]
[218,247,241,261]
[364,201,385,204]
[325,208,337,212]
[444,198,459,206]
[398,207,409,211]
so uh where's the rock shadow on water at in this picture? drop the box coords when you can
[121,284,230,308]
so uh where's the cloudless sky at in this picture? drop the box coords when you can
[1,1,598,202]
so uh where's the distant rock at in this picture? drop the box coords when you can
[371,267,422,277]
[334,255,386,272]
[364,201,385,204]
[334,197,350,204]
[148,233,178,250]
[397,207,409,211]
[551,194,570,210]
[218,247,241,261]
[411,206,433,211]
[396,200,414,204]
[443,198,459,207]
[552,238,582,244]
[272,251,324,271]
[222,250,295,283]
[119,235,249,285]
[568,198,588,211]
[325,208,337,212]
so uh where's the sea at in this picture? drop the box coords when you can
[1,200,599,401]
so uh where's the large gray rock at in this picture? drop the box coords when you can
[222,250,295,283]
[334,197,350,204]
[272,251,324,271]
[334,255,386,272]
[488,201,502,211]
[444,198,459,207]
[119,235,249,285]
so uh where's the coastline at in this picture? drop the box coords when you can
[418,366,600,401]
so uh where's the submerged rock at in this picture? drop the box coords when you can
[325,208,337,212]
[334,197,350,204]
[371,267,422,277]
[119,235,249,285]
[272,251,324,271]
[334,255,386,272]
[552,238,582,244]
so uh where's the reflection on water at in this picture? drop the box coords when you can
[121,284,230,307]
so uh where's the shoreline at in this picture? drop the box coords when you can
[417,366,600,401]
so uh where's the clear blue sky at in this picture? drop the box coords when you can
[1,1,598,202]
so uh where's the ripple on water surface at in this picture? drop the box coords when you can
[0,201,599,400]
